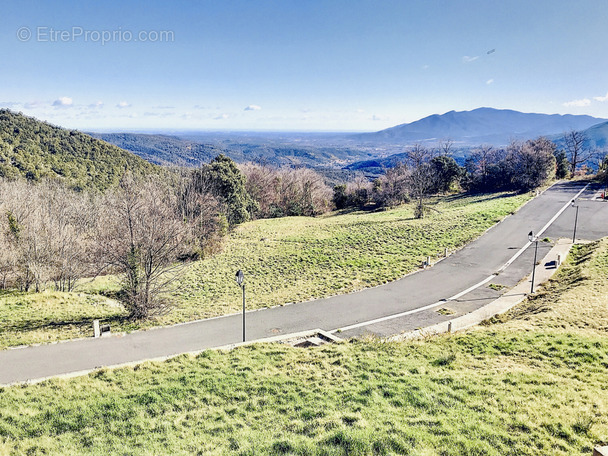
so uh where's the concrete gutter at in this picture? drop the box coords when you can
[388,239,573,341]
[0,329,342,388]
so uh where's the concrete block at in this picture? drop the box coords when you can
[93,320,100,338]
[594,446,608,456]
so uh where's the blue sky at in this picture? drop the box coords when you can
[1,0,607,132]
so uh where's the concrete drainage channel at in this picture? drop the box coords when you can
[216,329,342,351]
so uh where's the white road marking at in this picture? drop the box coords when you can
[330,183,590,334]
[497,183,589,272]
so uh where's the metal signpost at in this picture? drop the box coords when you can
[528,231,539,293]
[571,199,579,244]
[235,270,245,342]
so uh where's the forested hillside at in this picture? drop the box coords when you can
[94,131,376,169]
[0,110,157,191]
[89,133,226,167]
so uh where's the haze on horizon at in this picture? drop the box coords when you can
[1,0,607,133]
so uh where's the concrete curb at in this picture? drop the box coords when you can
[0,329,342,388]
[215,328,342,351]
[388,239,573,342]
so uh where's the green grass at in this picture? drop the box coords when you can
[0,191,530,349]
[0,290,128,349]
[171,192,530,323]
[1,238,607,455]
[0,333,605,455]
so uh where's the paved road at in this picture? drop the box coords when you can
[1,181,607,385]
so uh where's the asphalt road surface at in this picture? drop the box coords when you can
[1,180,606,385]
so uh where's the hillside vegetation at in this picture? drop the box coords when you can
[0,110,157,190]
[89,132,226,167]
[1,239,606,455]
[94,131,375,169]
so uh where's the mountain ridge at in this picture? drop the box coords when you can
[0,110,157,190]
[358,107,607,146]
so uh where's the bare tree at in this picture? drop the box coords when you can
[96,174,192,319]
[373,162,409,208]
[563,130,591,175]
[468,144,495,188]
[0,180,96,292]
[507,137,556,191]
[406,144,437,218]
[177,169,226,258]
[437,139,454,156]
[240,164,332,217]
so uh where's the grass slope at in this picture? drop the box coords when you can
[0,239,607,455]
[0,192,529,348]
[172,192,530,322]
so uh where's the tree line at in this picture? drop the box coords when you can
[1,131,603,320]
[0,155,334,319]
[333,134,600,216]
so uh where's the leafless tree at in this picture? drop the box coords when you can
[563,130,591,175]
[468,144,496,188]
[373,162,409,208]
[240,164,332,217]
[176,169,226,258]
[507,137,556,191]
[405,144,437,218]
[0,180,97,292]
[0,180,52,292]
[437,139,454,156]
[95,174,192,319]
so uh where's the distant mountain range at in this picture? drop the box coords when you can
[3,108,606,187]
[357,107,607,146]
[550,121,608,151]
[92,132,377,169]
[347,116,608,175]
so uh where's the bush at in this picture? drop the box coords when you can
[241,163,333,217]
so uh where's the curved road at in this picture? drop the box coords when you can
[1,181,607,385]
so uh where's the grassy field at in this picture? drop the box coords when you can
[0,238,606,455]
[0,191,530,348]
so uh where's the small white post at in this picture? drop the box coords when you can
[444,247,448,257]
[448,321,453,333]
[427,256,431,267]
[93,320,100,338]
[557,254,561,266]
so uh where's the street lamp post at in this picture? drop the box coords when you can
[528,231,539,294]
[571,199,579,244]
[235,270,245,342]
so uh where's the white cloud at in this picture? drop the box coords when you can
[23,101,45,109]
[593,92,608,102]
[462,55,479,63]
[486,79,494,85]
[52,96,73,107]
[563,98,591,107]
[421,64,430,70]
[371,114,389,121]
[116,101,131,108]
[214,113,229,120]
[244,104,262,111]
[88,101,104,109]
